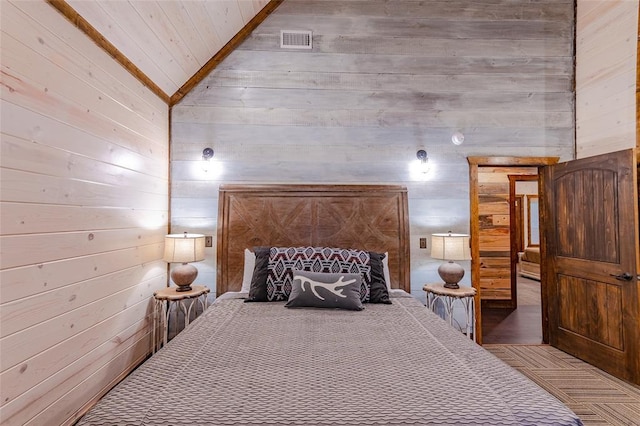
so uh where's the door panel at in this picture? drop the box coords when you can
[542,148,639,385]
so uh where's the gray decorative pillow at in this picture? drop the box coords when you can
[285,270,364,311]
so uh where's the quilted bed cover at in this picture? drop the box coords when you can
[78,292,583,426]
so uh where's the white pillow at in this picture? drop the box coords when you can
[241,248,255,293]
[382,252,391,289]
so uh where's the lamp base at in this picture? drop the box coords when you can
[170,263,198,292]
[438,261,465,289]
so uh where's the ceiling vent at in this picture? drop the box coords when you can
[280,30,312,49]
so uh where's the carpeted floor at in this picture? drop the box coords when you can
[486,344,640,426]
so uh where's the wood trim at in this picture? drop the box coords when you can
[467,156,559,166]
[45,0,170,104]
[468,156,558,345]
[169,0,285,106]
[469,163,482,344]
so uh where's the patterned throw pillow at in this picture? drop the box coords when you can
[284,270,364,311]
[266,247,371,302]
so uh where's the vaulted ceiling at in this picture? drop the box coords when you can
[55,0,272,103]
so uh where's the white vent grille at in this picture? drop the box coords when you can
[280,30,312,49]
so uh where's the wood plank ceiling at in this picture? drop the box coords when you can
[60,0,271,103]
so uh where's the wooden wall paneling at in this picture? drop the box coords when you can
[171,122,573,150]
[40,334,150,426]
[1,70,167,160]
[275,0,574,19]
[0,228,164,270]
[201,69,573,92]
[172,0,576,299]
[217,50,574,75]
[1,27,165,147]
[179,1,224,58]
[0,169,166,214]
[0,103,167,176]
[44,0,170,103]
[203,0,246,45]
[170,0,284,105]
[0,261,165,336]
[172,106,573,129]
[64,0,185,93]
[0,243,164,304]
[237,0,265,22]
[184,87,573,111]
[0,272,165,372]
[129,1,202,73]
[154,1,213,65]
[1,307,152,425]
[1,134,165,193]
[259,14,573,39]
[1,1,169,425]
[3,3,167,124]
[576,0,639,158]
[0,202,167,237]
[3,37,165,146]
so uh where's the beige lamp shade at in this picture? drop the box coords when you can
[164,233,205,292]
[430,233,471,261]
[163,233,205,263]
[431,232,470,289]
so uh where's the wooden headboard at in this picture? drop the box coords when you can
[216,184,410,296]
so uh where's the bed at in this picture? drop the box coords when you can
[77,184,582,426]
[519,247,541,280]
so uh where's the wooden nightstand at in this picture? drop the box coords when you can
[153,285,210,353]
[423,283,476,341]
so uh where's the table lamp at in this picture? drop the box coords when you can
[164,232,205,292]
[431,232,471,289]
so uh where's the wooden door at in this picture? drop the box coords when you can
[541,149,640,385]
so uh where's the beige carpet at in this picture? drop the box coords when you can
[486,344,640,426]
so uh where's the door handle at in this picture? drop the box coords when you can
[610,272,633,281]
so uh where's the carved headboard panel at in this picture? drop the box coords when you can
[216,184,410,296]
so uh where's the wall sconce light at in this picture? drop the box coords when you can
[202,147,214,172]
[416,149,429,174]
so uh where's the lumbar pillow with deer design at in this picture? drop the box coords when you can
[285,270,364,311]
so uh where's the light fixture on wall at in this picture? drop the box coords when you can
[164,232,206,292]
[202,147,214,172]
[431,231,471,289]
[451,131,465,145]
[416,149,429,174]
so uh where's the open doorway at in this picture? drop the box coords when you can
[467,156,558,345]
[482,174,542,344]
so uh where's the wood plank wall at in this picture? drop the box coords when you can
[171,0,575,296]
[0,2,169,425]
[576,0,639,158]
